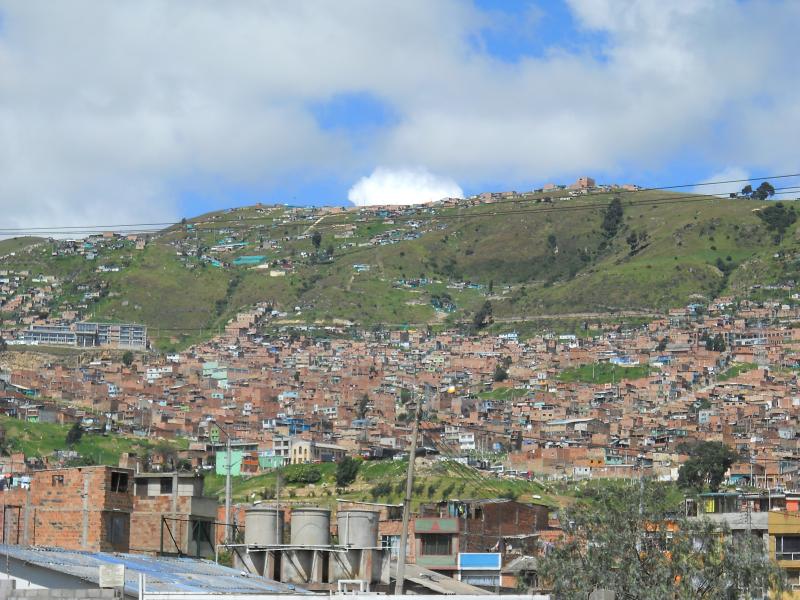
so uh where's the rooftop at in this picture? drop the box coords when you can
[0,545,309,597]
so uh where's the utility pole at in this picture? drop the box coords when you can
[225,432,233,544]
[395,385,421,596]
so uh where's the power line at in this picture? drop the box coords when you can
[2,187,799,237]
[1,173,798,235]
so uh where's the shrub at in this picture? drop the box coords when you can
[282,464,322,484]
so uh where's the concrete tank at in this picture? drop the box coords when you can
[244,506,284,546]
[290,507,331,546]
[337,509,380,548]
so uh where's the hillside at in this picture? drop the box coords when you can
[1,191,798,349]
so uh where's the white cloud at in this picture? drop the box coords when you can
[693,167,750,197]
[348,167,463,206]
[0,0,799,228]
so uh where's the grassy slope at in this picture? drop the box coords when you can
[2,194,798,349]
[203,459,557,509]
[0,415,184,463]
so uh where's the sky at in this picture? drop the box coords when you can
[0,0,799,229]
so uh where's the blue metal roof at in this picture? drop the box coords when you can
[0,545,309,595]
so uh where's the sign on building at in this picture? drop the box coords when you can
[99,564,125,589]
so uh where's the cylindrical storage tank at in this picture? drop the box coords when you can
[244,506,284,546]
[337,509,380,548]
[290,507,331,546]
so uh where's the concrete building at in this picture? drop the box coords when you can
[289,440,347,464]
[21,322,147,350]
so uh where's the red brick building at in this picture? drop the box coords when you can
[0,466,133,552]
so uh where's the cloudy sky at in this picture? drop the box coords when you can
[0,0,799,228]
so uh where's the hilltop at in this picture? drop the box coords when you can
[1,189,798,349]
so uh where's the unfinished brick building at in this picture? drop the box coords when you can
[0,465,133,552]
[129,472,218,557]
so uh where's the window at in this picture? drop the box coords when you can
[51,475,64,486]
[776,536,800,560]
[420,533,451,556]
[160,477,173,494]
[110,472,128,493]
[381,534,401,559]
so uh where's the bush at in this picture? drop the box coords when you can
[282,464,322,484]
[370,482,392,500]
[335,456,360,487]
[426,482,439,499]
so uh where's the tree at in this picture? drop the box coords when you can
[325,244,334,257]
[601,197,624,238]
[538,482,785,599]
[493,364,508,382]
[335,456,360,487]
[742,181,776,201]
[356,393,370,419]
[678,441,738,491]
[757,201,796,238]
[472,300,493,330]
[66,422,83,446]
[704,333,726,353]
[122,351,134,367]
[753,181,776,201]
[399,388,411,404]
[311,231,322,250]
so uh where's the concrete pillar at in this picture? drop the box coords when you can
[82,470,91,549]
[0,579,16,600]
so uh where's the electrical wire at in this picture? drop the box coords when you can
[0,173,798,235]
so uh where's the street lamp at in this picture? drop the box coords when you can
[209,419,234,544]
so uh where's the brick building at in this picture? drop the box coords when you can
[377,499,548,574]
[129,472,218,557]
[0,466,133,552]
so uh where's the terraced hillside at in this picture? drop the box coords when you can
[1,190,798,349]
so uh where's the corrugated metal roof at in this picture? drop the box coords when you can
[0,545,309,595]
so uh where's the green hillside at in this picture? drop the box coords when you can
[2,191,798,349]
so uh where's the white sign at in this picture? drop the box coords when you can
[99,564,125,589]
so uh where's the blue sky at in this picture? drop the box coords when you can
[1,0,799,226]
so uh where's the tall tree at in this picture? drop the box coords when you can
[753,181,776,201]
[66,422,83,446]
[356,393,370,420]
[472,300,493,330]
[311,231,322,250]
[678,441,738,491]
[538,482,785,599]
[335,456,360,487]
[601,197,624,238]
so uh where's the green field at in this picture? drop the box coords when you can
[558,362,653,384]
